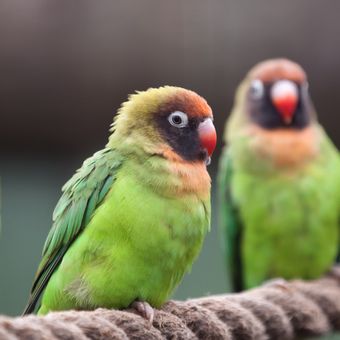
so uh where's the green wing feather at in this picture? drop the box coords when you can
[23,148,122,314]
[218,148,244,292]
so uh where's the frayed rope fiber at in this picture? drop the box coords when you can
[1,267,340,340]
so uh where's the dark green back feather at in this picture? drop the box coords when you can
[218,149,244,292]
[23,148,122,314]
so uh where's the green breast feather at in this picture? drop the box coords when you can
[24,149,210,314]
[219,138,340,291]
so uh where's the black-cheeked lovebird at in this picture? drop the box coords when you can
[218,59,340,291]
[24,86,217,319]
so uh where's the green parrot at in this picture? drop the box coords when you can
[23,86,217,319]
[218,59,340,292]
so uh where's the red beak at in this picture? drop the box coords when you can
[271,80,298,124]
[198,118,217,157]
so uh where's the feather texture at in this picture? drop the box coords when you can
[23,149,122,314]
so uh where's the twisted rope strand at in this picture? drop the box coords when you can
[1,267,339,340]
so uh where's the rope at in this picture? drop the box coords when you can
[1,267,339,340]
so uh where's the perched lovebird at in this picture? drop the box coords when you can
[24,86,216,319]
[218,59,340,291]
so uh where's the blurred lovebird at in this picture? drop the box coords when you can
[23,86,217,319]
[218,59,340,291]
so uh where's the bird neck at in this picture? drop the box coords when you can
[112,140,211,200]
[230,124,321,174]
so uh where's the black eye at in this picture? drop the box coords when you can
[168,111,188,128]
[250,79,264,99]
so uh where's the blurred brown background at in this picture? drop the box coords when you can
[1,0,340,327]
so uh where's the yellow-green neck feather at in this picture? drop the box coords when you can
[107,86,184,153]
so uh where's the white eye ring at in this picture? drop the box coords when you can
[168,111,188,128]
[250,79,264,99]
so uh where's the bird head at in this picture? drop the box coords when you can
[232,59,315,133]
[108,86,216,165]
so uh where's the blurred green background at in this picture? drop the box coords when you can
[1,1,340,338]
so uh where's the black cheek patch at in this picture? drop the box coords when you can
[248,84,311,130]
[156,116,205,161]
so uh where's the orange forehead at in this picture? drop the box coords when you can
[249,59,307,83]
[164,89,213,119]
